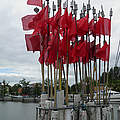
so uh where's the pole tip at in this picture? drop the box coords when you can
[34,7,39,13]
[110,8,113,17]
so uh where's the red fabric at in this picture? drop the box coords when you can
[60,8,69,29]
[25,34,41,51]
[77,15,88,36]
[89,17,111,36]
[61,30,70,58]
[68,12,73,28]
[89,19,95,34]
[46,32,59,64]
[21,15,36,30]
[32,6,48,35]
[49,7,61,31]
[68,17,77,38]
[38,49,45,64]
[99,17,111,36]
[96,41,110,61]
[27,0,43,7]
[72,41,89,64]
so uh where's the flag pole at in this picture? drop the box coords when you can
[83,3,88,101]
[80,9,85,103]
[86,0,91,102]
[58,0,62,92]
[106,8,113,104]
[34,6,45,93]
[50,1,56,99]
[54,0,61,107]
[87,0,93,101]
[101,5,106,104]
[74,1,79,93]
[92,7,98,103]
[98,10,101,104]
[64,0,69,105]
[95,14,98,104]
[50,64,53,98]
[70,0,77,93]
[46,0,50,97]
[58,0,62,91]
[59,60,62,90]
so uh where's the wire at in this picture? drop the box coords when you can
[115,40,120,66]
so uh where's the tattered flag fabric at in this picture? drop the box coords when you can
[77,15,88,36]
[21,15,35,30]
[25,34,41,51]
[27,0,43,7]
[96,41,110,61]
[89,17,111,36]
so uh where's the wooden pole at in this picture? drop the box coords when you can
[59,59,62,90]
[101,5,106,104]
[54,0,61,107]
[47,64,50,97]
[87,0,93,101]
[50,64,53,98]
[98,10,101,104]
[58,0,62,91]
[41,63,45,92]
[74,1,78,93]
[94,14,98,104]
[106,8,113,104]
[98,35,101,104]
[34,5,45,93]
[46,0,50,97]
[87,2,90,102]
[65,28,69,105]
[51,1,56,99]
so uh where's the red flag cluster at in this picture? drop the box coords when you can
[21,5,111,66]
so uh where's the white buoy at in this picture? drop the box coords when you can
[51,111,58,120]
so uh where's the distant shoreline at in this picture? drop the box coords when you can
[0,96,40,103]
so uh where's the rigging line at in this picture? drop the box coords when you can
[116,51,120,66]
[115,41,120,62]
[115,40,120,66]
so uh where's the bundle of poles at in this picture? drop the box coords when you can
[22,0,113,106]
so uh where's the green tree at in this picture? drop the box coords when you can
[33,83,42,97]
[11,83,21,95]
[19,78,30,95]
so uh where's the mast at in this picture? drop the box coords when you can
[106,8,113,104]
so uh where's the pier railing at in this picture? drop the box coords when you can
[36,104,115,120]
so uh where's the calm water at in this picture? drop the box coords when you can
[0,102,38,120]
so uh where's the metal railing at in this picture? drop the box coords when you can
[36,104,115,120]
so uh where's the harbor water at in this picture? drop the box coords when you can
[0,102,38,120]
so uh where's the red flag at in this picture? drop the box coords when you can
[89,17,111,36]
[38,49,45,64]
[96,41,110,61]
[21,15,36,30]
[49,7,61,30]
[60,8,69,29]
[89,19,95,34]
[99,17,111,36]
[46,33,58,64]
[27,0,43,7]
[68,17,77,38]
[72,41,89,64]
[77,15,88,36]
[32,6,48,35]
[61,29,70,58]
[25,34,41,51]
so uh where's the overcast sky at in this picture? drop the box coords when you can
[0,0,120,86]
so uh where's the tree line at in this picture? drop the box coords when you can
[0,66,120,97]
